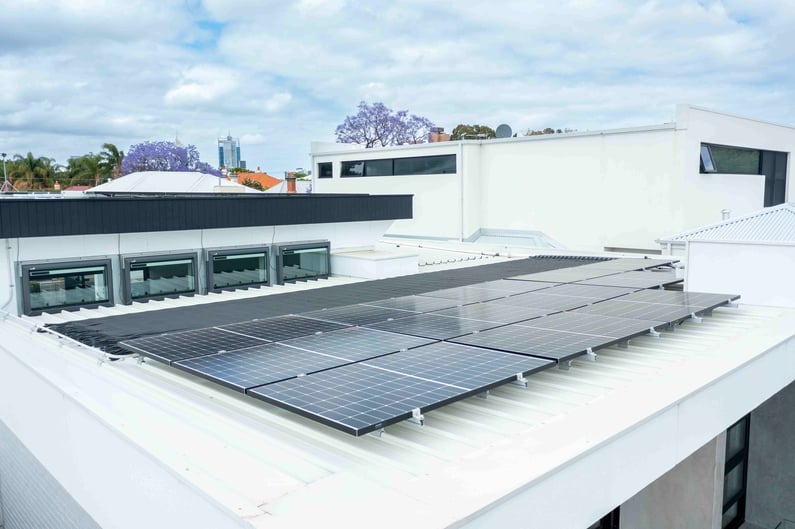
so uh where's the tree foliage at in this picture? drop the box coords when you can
[524,127,575,136]
[240,178,264,191]
[450,124,496,140]
[335,101,434,148]
[100,143,124,178]
[121,141,221,176]
[8,152,59,190]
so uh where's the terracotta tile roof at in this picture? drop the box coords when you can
[235,172,282,190]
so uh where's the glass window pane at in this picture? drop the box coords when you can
[364,159,392,176]
[281,246,329,282]
[726,419,747,460]
[129,258,195,299]
[723,462,745,504]
[709,145,760,174]
[341,161,364,177]
[394,154,456,175]
[700,144,716,172]
[211,252,268,289]
[721,501,738,528]
[28,265,109,311]
[318,162,332,178]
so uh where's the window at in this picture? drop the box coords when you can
[21,259,113,315]
[722,415,750,529]
[276,242,330,284]
[123,253,196,303]
[318,162,333,178]
[340,154,456,177]
[206,247,269,291]
[700,144,788,207]
[586,507,620,529]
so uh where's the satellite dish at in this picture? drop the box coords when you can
[495,124,512,138]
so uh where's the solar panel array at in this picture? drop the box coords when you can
[119,256,743,437]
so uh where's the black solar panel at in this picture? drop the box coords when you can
[508,268,618,283]
[418,286,510,304]
[363,295,462,313]
[248,362,469,436]
[466,279,555,294]
[451,324,616,363]
[174,343,355,391]
[281,327,435,361]
[429,302,550,324]
[490,292,594,312]
[301,304,416,326]
[617,290,739,307]
[540,283,639,300]
[516,312,665,338]
[576,270,681,289]
[248,342,554,436]
[218,315,348,342]
[573,299,697,322]
[118,327,270,365]
[577,258,678,271]
[365,313,502,340]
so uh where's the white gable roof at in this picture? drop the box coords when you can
[658,203,795,244]
[88,171,263,193]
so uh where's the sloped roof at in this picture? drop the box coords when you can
[234,172,283,190]
[658,203,795,244]
[88,171,263,194]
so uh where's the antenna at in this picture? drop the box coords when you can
[495,124,513,139]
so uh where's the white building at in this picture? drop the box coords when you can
[218,134,243,169]
[310,105,793,252]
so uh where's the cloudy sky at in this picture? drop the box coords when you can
[2,0,794,175]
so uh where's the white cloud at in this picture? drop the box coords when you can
[165,66,240,105]
[264,92,293,112]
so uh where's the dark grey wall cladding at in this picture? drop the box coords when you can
[0,194,413,238]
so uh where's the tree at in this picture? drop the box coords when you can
[121,141,221,176]
[100,143,124,179]
[240,178,264,191]
[67,153,104,187]
[9,152,59,190]
[335,101,434,148]
[450,124,496,140]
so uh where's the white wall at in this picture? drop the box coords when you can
[685,241,795,307]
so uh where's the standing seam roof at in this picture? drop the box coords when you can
[657,203,795,243]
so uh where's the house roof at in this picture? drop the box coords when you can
[89,171,263,194]
[657,202,795,244]
[235,172,283,190]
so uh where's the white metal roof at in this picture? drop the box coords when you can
[88,171,263,193]
[657,203,795,244]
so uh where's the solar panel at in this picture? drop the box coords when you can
[507,268,618,283]
[218,315,348,342]
[515,312,666,338]
[118,327,270,365]
[577,258,679,271]
[363,295,462,313]
[174,343,357,391]
[418,286,510,304]
[362,342,553,391]
[281,326,435,361]
[576,270,681,289]
[248,362,470,436]
[429,302,551,324]
[573,299,698,322]
[540,283,639,300]
[489,292,594,312]
[364,313,502,340]
[248,342,554,436]
[616,289,740,308]
[451,324,616,363]
[466,279,555,294]
[301,304,416,326]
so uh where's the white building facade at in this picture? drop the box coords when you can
[311,105,794,252]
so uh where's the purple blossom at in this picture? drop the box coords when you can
[121,141,222,177]
[335,101,434,148]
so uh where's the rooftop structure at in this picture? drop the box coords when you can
[89,171,259,194]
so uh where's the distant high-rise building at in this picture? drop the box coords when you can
[218,134,242,169]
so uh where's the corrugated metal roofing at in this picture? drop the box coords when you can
[89,171,262,193]
[658,202,795,243]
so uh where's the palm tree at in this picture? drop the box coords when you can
[99,143,124,179]
[10,152,57,190]
[67,154,103,187]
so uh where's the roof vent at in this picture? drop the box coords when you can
[722,209,731,220]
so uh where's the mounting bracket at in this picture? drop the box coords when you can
[648,327,661,337]
[583,347,598,361]
[690,312,703,323]
[407,408,425,426]
[512,373,528,388]
[559,361,572,371]
[369,428,385,438]
[477,390,490,399]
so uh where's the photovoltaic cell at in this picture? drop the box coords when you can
[364,313,503,340]
[466,279,556,294]
[429,302,551,324]
[281,326,435,361]
[616,290,739,308]
[539,283,639,300]
[417,286,510,304]
[489,292,594,312]
[576,258,678,271]
[451,324,616,363]
[300,304,416,326]
[363,295,462,313]
[507,268,619,283]
[118,327,270,365]
[218,315,348,342]
[515,312,665,338]
[174,343,355,391]
[573,299,698,322]
[576,270,681,289]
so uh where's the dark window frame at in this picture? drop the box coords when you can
[20,258,114,316]
[700,143,761,175]
[275,241,330,285]
[317,162,333,179]
[340,154,456,177]
[722,415,750,529]
[587,507,620,529]
[122,252,198,304]
[205,246,270,292]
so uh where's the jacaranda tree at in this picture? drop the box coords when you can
[121,141,221,176]
[335,101,434,148]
